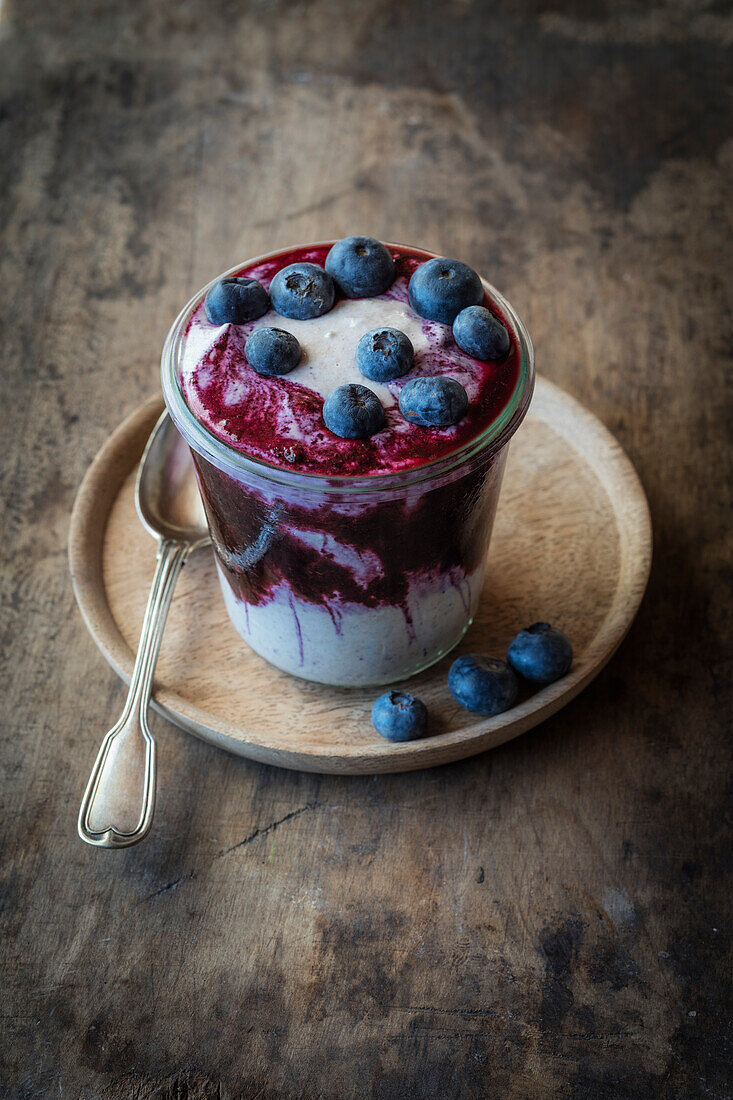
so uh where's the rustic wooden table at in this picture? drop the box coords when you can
[2,2,731,1097]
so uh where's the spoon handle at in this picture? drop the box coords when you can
[78,538,188,848]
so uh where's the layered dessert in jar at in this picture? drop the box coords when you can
[161,238,534,686]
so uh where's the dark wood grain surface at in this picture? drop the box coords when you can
[1,2,731,1097]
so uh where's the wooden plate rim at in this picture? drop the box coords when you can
[68,379,652,774]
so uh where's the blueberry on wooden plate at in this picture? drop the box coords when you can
[371,691,428,741]
[507,623,573,684]
[448,655,519,716]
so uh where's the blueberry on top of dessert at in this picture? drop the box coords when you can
[356,327,414,383]
[408,258,484,324]
[453,305,510,361]
[245,327,301,377]
[398,376,469,428]
[325,236,396,298]
[269,262,335,320]
[323,383,385,439]
[204,277,270,325]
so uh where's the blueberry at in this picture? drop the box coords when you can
[325,236,396,298]
[453,305,510,361]
[204,277,269,325]
[356,327,414,383]
[507,623,573,684]
[398,376,468,428]
[323,384,385,439]
[245,327,301,377]
[408,258,483,324]
[371,691,428,742]
[448,655,519,716]
[269,262,335,320]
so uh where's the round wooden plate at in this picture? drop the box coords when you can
[69,379,651,774]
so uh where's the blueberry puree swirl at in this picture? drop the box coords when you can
[192,449,499,617]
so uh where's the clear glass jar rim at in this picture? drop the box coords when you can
[161,240,535,494]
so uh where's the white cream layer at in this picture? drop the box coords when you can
[216,562,485,688]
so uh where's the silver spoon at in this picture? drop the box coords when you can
[78,410,210,848]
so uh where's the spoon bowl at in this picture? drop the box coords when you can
[136,412,209,545]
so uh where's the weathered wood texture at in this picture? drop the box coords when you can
[1,2,731,1097]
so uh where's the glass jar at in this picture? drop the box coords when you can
[161,244,534,687]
